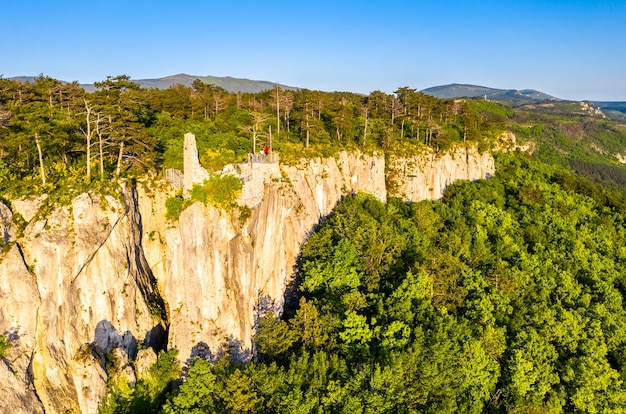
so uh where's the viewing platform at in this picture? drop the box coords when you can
[162,131,282,203]
[164,153,280,189]
[248,152,279,164]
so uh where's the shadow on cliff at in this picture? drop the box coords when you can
[92,321,179,414]
[280,193,352,320]
[186,336,247,366]
[91,320,167,363]
[1,328,21,373]
[124,184,169,324]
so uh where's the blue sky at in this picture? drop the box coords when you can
[2,0,625,100]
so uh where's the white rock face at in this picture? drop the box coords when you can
[388,146,494,201]
[1,186,166,414]
[162,150,389,362]
[0,204,44,414]
[0,144,494,412]
[135,347,157,379]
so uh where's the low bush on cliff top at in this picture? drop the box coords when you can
[190,174,242,208]
[165,174,243,221]
[165,194,186,221]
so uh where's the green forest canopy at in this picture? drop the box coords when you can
[98,154,626,413]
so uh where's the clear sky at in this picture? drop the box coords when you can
[2,0,625,101]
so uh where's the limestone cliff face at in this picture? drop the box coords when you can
[161,151,388,362]
[1,187,166,414]
[0,145,494,413]
[0,203,44,414]
[388,147,494,201]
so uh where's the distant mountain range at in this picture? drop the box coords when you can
[97,73,298,93]
[421,83,560,104]
[7,76,626,117]
[7,74,296,94]
[421,84,626,120]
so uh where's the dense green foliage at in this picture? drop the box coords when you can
[99,350,181,414]
[159,155,626,413]
[3,75,626,202]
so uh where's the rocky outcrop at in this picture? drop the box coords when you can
[0,143,494,413]
[160,151,389,362]
[183,132,210,192]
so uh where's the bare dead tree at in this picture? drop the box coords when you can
[250,111,271,153]
[80,99,104,181]
[35,133,46,186]
[281,92,294,133]
[274,84,281,135]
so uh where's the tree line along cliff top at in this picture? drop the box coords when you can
[1,75,626,201]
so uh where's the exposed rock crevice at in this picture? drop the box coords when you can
[123,184,169,330]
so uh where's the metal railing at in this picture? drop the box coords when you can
[248,153,279,164]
